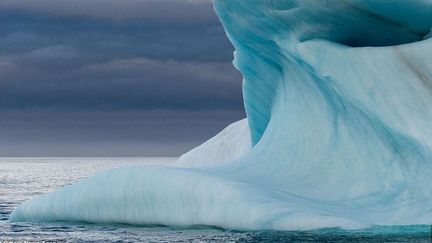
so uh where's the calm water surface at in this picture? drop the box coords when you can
[0,157,431,242]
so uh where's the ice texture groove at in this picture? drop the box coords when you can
[10,0,432,230]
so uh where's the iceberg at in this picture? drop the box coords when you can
[10,0,432,230]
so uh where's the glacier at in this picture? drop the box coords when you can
[10,0,432,230]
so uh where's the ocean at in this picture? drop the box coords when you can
[1,157,431,242]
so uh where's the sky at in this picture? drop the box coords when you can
[0,0,245,156]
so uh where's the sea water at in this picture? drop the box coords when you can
[1,157,431,242]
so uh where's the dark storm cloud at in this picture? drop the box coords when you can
[0,56,243,111]
[0,1,240,112]
[0,0,245,156]
[0,7,232,62]
[0,0,214,21]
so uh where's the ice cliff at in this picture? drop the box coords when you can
[10,0,432,230]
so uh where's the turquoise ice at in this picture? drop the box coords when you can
[11,0,432,230]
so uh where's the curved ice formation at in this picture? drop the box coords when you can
[11,0,432,230]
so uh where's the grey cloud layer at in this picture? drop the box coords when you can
[0,0,214,21]
[0,1,242,112]
[0,0,244,156]
[0,110,243,156]
[0,55,243,111]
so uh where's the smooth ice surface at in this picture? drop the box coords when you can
[11,0,432,230]
[177,119,250,168]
